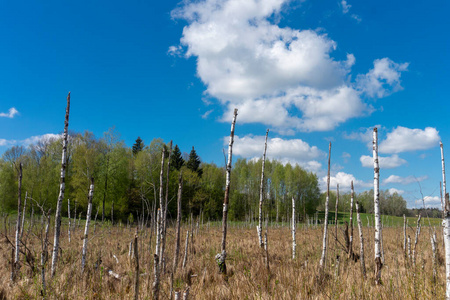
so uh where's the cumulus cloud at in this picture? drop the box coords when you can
[383,175,427,185]
[360,154,407,169]
[379,126,440,153]
[357,58,409,98]
[231,134,325,172]
[389,188,404,195]
[323,171,371,191]
[172,0,407,133]
[0,107,19,118]
[415,196,441,208]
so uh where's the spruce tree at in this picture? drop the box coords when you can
[171,144,185,170]
[132,137,144,155]
[186,146,202,177]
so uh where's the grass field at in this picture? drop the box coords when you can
[0,213,445,299]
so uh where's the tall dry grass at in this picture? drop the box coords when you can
[0,218,445,299]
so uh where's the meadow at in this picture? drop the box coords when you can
[0,214,444,299]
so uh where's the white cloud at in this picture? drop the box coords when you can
[231,134,324,172]
[379,126,440,153]
[0,107,19,118]
[388,188,404,195]
[0,133,60,148]
[357,58,409,98]
[201,109,214,119]
[383,175,427,185]
[360,154,407,169]
[415,196,441,208]
[323,171,371,191]
[172,0,406,133]
[341,0,351,14]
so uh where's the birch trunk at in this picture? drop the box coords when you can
[20,191,27,239]
[152,209,161,300]
[13,163,23,282]
[440,142,450,300]
[258,129,269,248]
[432,232,437,283]
[292,196,296,260]
[335,184,339,247]
[356,201,366,279]
[403,214,406,253]
[413,215,421,268]
[160,141,172,271]
[217,108,237,274]
[134,229,139,300]
[182,230,189,269]
[41,214,50,296]
[81,178,94,273]
[51,92,71,277]
[373,127,382,284]
[173,172,183,272]
[319,142,331,270]
[348,181,354,259]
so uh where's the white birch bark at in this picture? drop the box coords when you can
[217,108,238,274]
[319,142,331,269]
[348,181,354,259]
[356,201,366,278]
[13,163,23,282]
[292,196,296,260]
[152,209,161,300]
[441,142,450,300]
[20,192,27,239]
[41,214,50,296]
[432,232,437,283]
[173,172,183,272]
[182,230,189,269]
[134,230,139,300]
[403,214,406,253]
[258,129,269,248]
[373,127,382,284]
[335,184,339,246]
[412,215,421,268]
[81,178,94,273]
[160,141,172,271]
[51,92,71,277]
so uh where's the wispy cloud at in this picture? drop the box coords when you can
[201,109,214,119]
[341,0,351,14]
[0,107,19,118]
[0,133,60,148]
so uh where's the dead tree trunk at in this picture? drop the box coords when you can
[152,209,161,300]
[173,172,183,272]
[157,148,165,272]
[335,184,339,249]
[81,177,94,273]
[20,191,27,239]
[440,142,450,300]
[68,198,71,243]
[258,129,269,248]
[319,142,331,270]
[413,215,421,268]
[216,108,238,275]
[13,162,23,282]
[41,213,50,296]
[373,127,382,285]
[182,230,189,269]
[51,92,71,277]
[356,201,366,279]
[348,181,354,259]
[292,196,296,260]
[134,229,139,300]
[403,214,407,253]
[160,141,172,272]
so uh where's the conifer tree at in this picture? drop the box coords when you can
[186,146,202,177]
[171,144,185,170]
[132,137,144,155]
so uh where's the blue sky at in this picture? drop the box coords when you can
[0,0,449,208]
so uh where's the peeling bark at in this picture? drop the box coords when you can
[356,201,366,279]
[292,196,296,260]
[51,92,71,277]
[373,128,382,284]
[319,142,331,270]
[258,129,269,248]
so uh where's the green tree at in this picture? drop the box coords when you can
[186,146,202,177]
[171,144,185,171]
[132,137,144,156]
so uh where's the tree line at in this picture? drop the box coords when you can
[0,128,410,222]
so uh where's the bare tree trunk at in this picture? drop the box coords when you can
[373,127,382,285]
[20,191,27,239]
[440,142,450,300]
[348,181,354,259]
[216,108,238,275]
[41,214,50,296]
[356,201,366,279]
[182,230,189,269]
[13,163,23,282]
[68,198,71,243]
[258,129,269,248]
[173,172,183,272]
[160,141,172,272]
[134,229,139,300]
[102,155,109,224]
[403,214,406,253]
[431,232,437,284]
[51,92,71,277]
[319,142,331,270]
[152,209,161,300]
[335,184,339,248]
[292,196,296,260]
[81,178,94,273]
[412,215,421,268]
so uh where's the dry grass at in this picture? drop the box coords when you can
[0,219,445,299]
